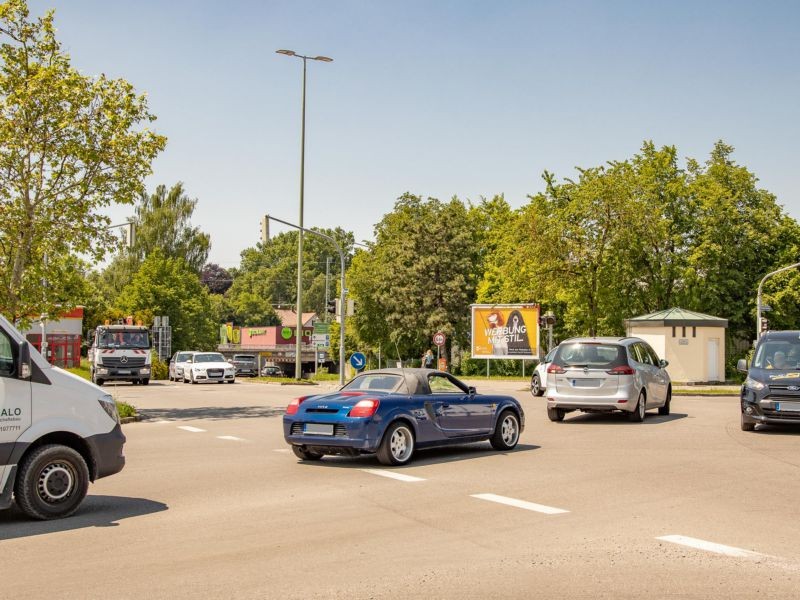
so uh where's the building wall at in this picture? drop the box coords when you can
[629,325,726,383]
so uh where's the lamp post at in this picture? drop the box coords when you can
[276,49,333,380]
[756,262,800,340]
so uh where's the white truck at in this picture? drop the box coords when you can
[88,324,152,386]
[0,314,126,519]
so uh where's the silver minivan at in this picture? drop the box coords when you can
[545,337,671,422]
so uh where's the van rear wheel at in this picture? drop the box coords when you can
[14,444,90,520]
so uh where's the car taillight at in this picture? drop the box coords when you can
[547,364,566,374]
[286,396,310,415]
[348,398,380,418]
[607,365,635,375]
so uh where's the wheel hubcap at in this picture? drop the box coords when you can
[38,463,74,503]
[639,395,645,418]
[501,416,518,445]
[390,428,412,461]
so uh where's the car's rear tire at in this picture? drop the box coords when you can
[547,406,565,422]
[490,410,520,450]
[658,388,671,415]
[14,444,90,520]
[531,374,543,397]
[741,413,756,431]
[377,422,415,466]
[629,391,646,422]
[291,446,324,461]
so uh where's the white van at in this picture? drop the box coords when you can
[0,314,126,520]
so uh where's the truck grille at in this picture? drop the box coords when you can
[101,356,146,368]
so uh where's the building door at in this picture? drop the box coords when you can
[707,338,720,382]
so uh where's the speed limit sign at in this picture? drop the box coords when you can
[433,331,446,347]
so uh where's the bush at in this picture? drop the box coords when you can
[116,401,136,419]
[150,352,168,380]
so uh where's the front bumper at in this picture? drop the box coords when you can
[86,423,126,479]
[741,389,800,426]
[95,367,151,380]
[235,368,258,376]
[191,371,235,383]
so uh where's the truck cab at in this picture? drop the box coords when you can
[88,325,152,386]
[0,314,126,519]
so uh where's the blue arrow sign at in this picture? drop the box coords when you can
[350,352,366,371]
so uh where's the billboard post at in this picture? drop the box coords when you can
[470,304,540,361]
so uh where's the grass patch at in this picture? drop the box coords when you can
[66,360,90,380]
[116,401,137,419]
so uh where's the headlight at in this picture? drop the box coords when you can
[97,368,109,375]
[140,367,151,375]
[98,394,120,424]
[744,377,765,391]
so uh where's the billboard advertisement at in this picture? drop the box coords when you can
[471,304,540,360]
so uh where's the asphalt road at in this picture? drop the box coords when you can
[2,379,799,599]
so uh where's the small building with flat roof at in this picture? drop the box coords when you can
[625,307,728,383]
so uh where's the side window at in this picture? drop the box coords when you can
[428,374,464,394]
[0,331,15,377]
[628,344,643,364]
[645,344,660,365]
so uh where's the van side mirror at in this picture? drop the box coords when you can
[18,341,32,380]
[737,358,749,373]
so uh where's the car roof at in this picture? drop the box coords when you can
[348,368,453,395]
[761,331,800,341]
[560,337,640,345]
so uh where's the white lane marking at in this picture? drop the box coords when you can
[273,449,291,453]
[361,469,426,482]
[657,535,765,558]
[177,426,206,433]
[217,435,245,441]
[471,493,569,515]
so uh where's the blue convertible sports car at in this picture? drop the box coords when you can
[283,368,525,465]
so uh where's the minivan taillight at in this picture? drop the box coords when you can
[547,364,566,374]
[348,398,380,418]
[607,365,635,375]
[286,396,310,415]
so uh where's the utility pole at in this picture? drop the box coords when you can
[325,256,331,322]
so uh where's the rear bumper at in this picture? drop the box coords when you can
[546,383,636,412]
[283,416,382,452]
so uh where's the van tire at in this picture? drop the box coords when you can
[141,378,150,386]
[14,444,90,520]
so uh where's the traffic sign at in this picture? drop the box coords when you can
[433,331,446,347]
[350,352,366,371]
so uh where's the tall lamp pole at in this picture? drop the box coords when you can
[756,262,800,340]
[276,49,333,380]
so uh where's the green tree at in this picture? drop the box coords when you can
[0,0,165,321]
[99,182,210,298]
[116,250,217,351]
[347,193,482,359]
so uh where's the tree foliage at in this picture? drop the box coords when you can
[116,250,217,351]
[0,0,165,321]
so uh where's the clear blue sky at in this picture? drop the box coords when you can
[47,0,800,268]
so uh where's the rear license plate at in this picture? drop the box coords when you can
[776,403,800,412]
[571,379,600,387]
[305,423,334,436]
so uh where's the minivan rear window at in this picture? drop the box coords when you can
[553,342,627,369]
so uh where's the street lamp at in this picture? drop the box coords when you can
[276,49,333,380]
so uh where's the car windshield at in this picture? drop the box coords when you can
[342,374,403,392]
[554,342,627,368]
[97,330,150,349]
[234,356,256,362]
[176,352,193,361]
[194,353,225,363]
[753,340,800,370]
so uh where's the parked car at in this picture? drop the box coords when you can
[230,353,258,377]
[545,337,671,422]
[283,368,524,465]
[184,352,236,384]
[530,346,558,397]
[260,365,285,378]
[738,330,800,431]
[168,351,196,382]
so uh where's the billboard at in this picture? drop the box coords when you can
[471,304,540,360]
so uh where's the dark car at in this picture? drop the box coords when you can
[260,365,284,378]
[738,330,800,431]
[231,354,258,377]
[283,368,524,465]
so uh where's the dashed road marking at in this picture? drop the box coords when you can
[217,435,245,441]
[471,493,569,515]
[361,469,426,482]
[656,535,765,558]
[177,426,206,433]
